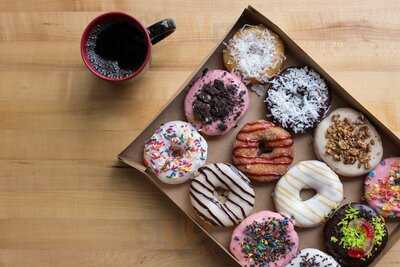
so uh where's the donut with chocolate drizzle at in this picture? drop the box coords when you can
[190,163,255,227]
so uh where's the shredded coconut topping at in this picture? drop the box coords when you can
[265,66,330,134]
[225,25,284,83]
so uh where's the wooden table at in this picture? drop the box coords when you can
[1,0,399,266]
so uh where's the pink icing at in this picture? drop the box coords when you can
[365,157,400,218]
[184,69,249,136]
[229,210,299,267]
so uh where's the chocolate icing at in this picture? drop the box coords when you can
[324,203,388,267]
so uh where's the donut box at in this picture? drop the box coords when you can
[119,6,400,266]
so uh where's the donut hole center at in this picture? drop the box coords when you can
[170,145,184,158]
[297,86,307,97]
[214,187,229,204]
[300,188,317,201]
[258,141,273,155]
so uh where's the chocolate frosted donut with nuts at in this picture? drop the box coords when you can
[314,108,383,177]
[265,66,331,134]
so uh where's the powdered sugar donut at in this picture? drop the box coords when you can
[230,210,299,267]
[143,121,207,184]
[365,158,400,219]
[273,160,343,228]
[190,163,255,227]
[184,69,249,136]
[223,25,285,84]
[265,66,331,134]
[314,108,383,177]
[287,248,340,267]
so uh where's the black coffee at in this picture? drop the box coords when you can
[86,20,148,79]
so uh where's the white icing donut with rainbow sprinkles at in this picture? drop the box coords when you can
[143,121,208,184]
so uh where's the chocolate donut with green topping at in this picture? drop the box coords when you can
[324,203,388,267]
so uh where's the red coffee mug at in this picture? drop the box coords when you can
[81,12,176,81]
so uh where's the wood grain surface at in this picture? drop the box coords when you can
[0,1,399,266]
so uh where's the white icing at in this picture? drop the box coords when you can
[225,25,284,83]
[273,160,344,228]
[143,121,208,184]
[287,248,340,267]
[265,66,329,134]
[190,163,255,227]
[314,107,383,177]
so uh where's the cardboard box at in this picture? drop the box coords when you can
[119,6,400,266]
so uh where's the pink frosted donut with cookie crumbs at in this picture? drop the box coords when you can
[230,210,299,267]
[365,157,400,219]
[184,69,249,136]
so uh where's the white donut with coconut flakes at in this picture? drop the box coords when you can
[273,160,344,228]
[314,107,383,177]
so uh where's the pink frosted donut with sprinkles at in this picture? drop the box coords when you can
[365,158,400,219]
[230,210,299,267]
[143,121,208,184]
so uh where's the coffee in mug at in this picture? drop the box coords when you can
[81,12,176,81]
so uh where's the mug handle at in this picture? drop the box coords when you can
[147,19,176,45]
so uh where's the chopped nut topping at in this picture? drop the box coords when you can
[325,114,372,169]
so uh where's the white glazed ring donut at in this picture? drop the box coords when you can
[287,248,340,267]
[273,160,344,228]
[143,121,208,184]
[190,163,255,227]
